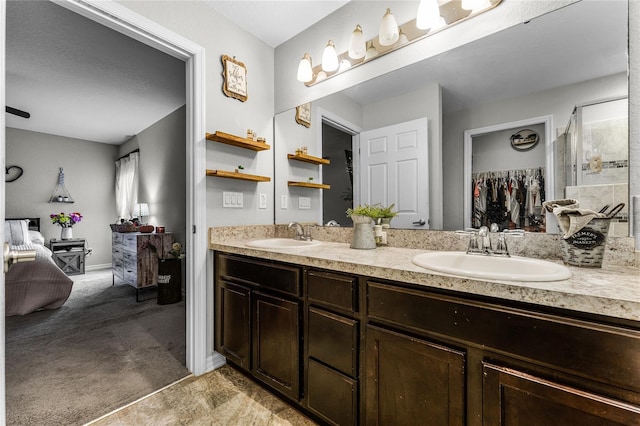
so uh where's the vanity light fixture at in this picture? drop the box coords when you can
[321,40,339,72]
[296,53,313,83]
[378,8,399,46]
[348,24,366,60]
[416,0,442,30]
[297,0,502,86]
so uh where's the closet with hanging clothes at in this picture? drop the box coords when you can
[472,167,545,232]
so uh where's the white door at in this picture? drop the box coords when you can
[358,118,429,229]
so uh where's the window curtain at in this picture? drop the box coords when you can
[115,152,139,220]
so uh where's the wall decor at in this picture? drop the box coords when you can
[510,129,539,151]
[221,54,248,102]
[5,165,23,182]
[295,102,311,127]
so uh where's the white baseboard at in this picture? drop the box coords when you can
[205,352,226,373]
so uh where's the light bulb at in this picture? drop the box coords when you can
[296,53,313,83]
[461,0,491,11]
[348,24,366,60]
[378,8,399,46]
[316,71,327,82]
[416,0,442,30]
[321,40,339,72]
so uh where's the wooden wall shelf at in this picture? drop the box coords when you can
[288,181,330,189]
[207,169,271,182]
[287,153,330,165]
[206,131,270,151]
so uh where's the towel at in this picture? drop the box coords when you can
[542,199,605,239]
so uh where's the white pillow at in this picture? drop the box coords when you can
[4,219,30,245]
[28,230,45,246]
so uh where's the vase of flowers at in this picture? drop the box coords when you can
[50,212,83,240]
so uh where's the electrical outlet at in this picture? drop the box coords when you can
[299,197,311,210]
[223,191,243,208]
[281,195,288,209]
[259,193,267,209]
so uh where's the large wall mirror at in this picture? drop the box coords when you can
[274,1,629,234]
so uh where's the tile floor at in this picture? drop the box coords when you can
[88,365,318,425]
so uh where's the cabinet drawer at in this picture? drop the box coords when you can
[307,270,357,313]
[122,234,138,252]
[367,280,640,392]
[217,254,301,296]
[308,307,358,377]
[307,359,357,426]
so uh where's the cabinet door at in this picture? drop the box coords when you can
[215,281,252,371]
[483,363,640,426]
[253,291,300,400]
[364,325,465,426]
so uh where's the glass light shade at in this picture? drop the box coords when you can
[339,59,352,72]
[321,40,339,72]
[296,53,313,83]
[416,0,442,30]
[398,30,409,45]
[364,41,378,60]
[348,24,366,60]
[315,71,328,82]
[133,203,149,219]
[378,8,399,46]
[461,0,491,11]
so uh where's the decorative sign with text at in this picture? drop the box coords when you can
[221,55,248,102]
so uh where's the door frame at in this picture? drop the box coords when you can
[463,115,555,230]
[314,107,362,225]
[1,0,209,419]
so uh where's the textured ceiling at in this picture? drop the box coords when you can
[5,1,185,145]
[202,0,351,47]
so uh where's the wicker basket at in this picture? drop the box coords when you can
[559,217,612,268]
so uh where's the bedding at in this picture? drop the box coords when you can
[5,219,74,316]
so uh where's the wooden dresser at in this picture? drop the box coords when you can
[111,232,174,300]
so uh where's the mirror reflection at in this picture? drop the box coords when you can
[274,0,629,234]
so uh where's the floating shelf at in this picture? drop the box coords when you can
[288,181,330,189]
[207,169,271,182]
[287,153,330,165]
[206,131,270,151]
[48,167,75,203]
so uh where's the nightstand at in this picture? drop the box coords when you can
[50,238,86,275]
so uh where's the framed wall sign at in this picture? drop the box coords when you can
[295,102,311,127]
[221,55,248,102]
[510,129,539,151]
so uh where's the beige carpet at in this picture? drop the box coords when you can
[5,268,189,426]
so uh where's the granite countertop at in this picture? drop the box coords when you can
[209,239,640,322]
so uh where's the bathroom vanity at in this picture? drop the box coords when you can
[212,239,640,425]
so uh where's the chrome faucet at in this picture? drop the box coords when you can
[288,222,313,241]
[460,223,523,257]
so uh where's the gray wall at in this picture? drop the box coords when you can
[5,128,118,268]
[472,123,546,173]
[119,106,187,250]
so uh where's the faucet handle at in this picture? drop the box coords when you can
[493,233,509,256]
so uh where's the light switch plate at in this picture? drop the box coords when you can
[259,193,267,209]
[281,195,288,209]
[299,197,311,210]
[223,191,243,208]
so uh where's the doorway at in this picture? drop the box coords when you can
[1,0,208,420]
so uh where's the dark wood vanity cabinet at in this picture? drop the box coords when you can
[214,253,302,400]
[214,252,640,426]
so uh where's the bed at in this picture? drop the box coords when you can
[4,218,74,316]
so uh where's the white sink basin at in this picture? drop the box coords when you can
[412,251,572,282]
[245,238,323,249]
